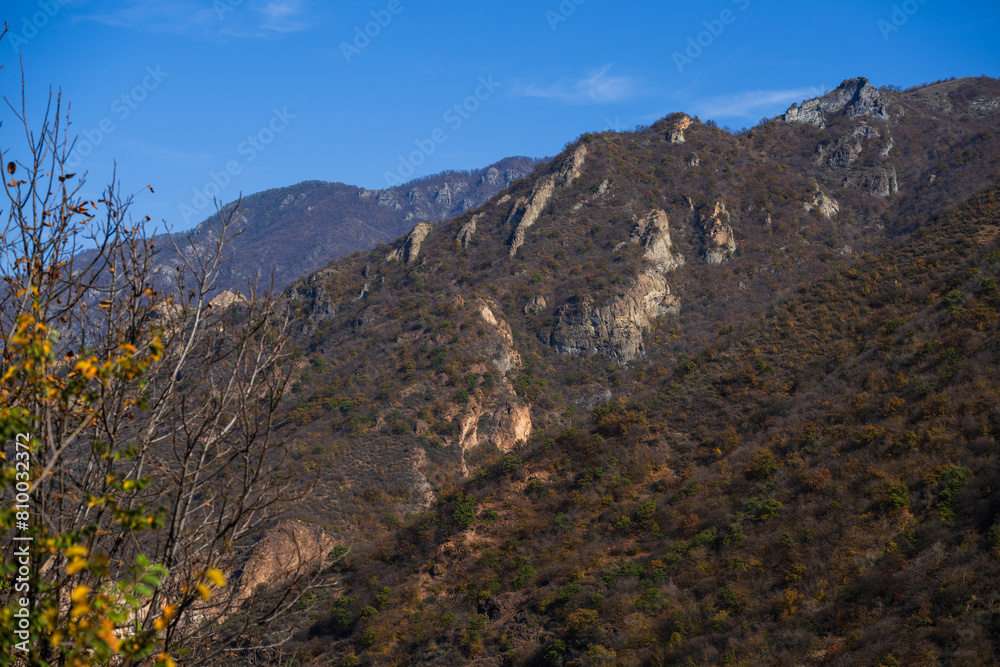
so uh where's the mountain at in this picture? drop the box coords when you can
[146,156,542,294]
[212,76,1000,665]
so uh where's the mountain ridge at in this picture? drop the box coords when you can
[146,155,543,295]
[196,75,1000,665]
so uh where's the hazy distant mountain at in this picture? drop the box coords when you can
[148,156,541,294]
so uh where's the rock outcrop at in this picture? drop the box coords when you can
[701,202,737,264]
[783,78,890,128]
[631,209,684,272]
[667,114,692,144]
[550,270,679,363]
[479,301,522,375]
[549,208,685,363]
[233,520,337,603]
[843,166,899,198]
[805,189,840,218]
[208,290,247,309]
[456,213,482,248]
[816,135,864,168]
[386,222,432,264]
[508,145,587,257]
[523,295,547,315]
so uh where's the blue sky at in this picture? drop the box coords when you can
[2,0,998,231]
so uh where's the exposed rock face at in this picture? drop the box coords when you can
[456,213,482,248]
[783,78,890,128]
[208,290,246,309]
[701,202,737,264]
[489,402,532,452]
[386,222,432,264]
[631,209,684,272]
[376,191,401,210]
[816,135,864,168]
[434,183,453,207]
[455,398,533,464]
[550,270,679,362]
[549,208,684,363]
[508,145,588,257]
[524,296,547,315]
[507,179,555,258]
[805,189,840,218]
[687,153,700,168]
[843,166,899,198]
[667,114,692,144]
[481,167,503,187]
[479,301,522,375]
[233,520,337,603]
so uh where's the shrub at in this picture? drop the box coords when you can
[453,494,477,529]
[883,482,909,510]
[544,639,568,663]
[358,627,377,649]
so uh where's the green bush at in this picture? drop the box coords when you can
[358,627,377,649]
[453,494,477,529]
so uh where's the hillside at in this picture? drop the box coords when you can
[146,156,541,294]
[209,76,1000,665]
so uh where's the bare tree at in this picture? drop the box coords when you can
[1,34,329,666]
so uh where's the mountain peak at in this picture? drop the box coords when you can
[783,75,889,127]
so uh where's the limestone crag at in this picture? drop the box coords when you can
[524,295,547,315]
[208,290,247,309]
[550,270,679,363]
[816,135,864,168]
[843,165,899,198]
[667,114,692,144]
[508,145,588,257]
[456,213,482,248]
[631,209,684,272]
[783,78,890,128]
[478,300,522,375]
[233,520,337,603]
[386,222,432,264]
[701,202,737,265]
[805,189,840,219]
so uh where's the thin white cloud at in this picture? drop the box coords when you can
[74,0,317,39]
[694,86,828,119]
[518,66,639,105]
[256,0,312,33]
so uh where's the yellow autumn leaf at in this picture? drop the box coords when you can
[67,558,88,575]
[196,583,211,600]
[206,568,226,587]
[65,545,88,558]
